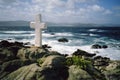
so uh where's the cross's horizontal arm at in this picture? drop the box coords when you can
[30,22,35,29]
[39,23,47,29]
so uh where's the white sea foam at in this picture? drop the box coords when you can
[0,34,34,37]
[80,33,88,36]
[0,31,33,34]
[2,35,119,60]
[55,33,74,36]
[42,33,55,37]
[0,30,120,60]
[89,33,99,36]
[89,29,98,32]
[89,29,106,32]
[42,32,73,38]
[43,38,120,60]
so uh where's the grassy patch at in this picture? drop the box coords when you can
[66,56,91,69]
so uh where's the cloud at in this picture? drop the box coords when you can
[0,0,17,4]
[103,10,112,14]
[0,0,118,24]
[88,5,104,11]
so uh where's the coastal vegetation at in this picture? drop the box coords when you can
[0,40,119,80]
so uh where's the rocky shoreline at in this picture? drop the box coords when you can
[0,40,120,80]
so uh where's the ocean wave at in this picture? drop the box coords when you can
[0,31,33,34]
[0,34,34,37]
[43,33,55,37]
[97,30,106,32]
[55,33,74,36]
[1,35,119,60]
[43,32,74,38]
[88,29,106,32]
[89,33,99,36]
[80,33,88,36]
[42,39,120,60]
[88,29,98,32]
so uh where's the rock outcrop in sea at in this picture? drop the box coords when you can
[0,40,120,80]
[58,38,69,42]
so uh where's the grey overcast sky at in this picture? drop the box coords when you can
[0,0,120,24]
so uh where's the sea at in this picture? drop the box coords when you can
[0,25,120,60]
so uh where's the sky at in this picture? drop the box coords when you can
[0,0,120,24]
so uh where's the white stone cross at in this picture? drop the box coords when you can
[30,14,47,47]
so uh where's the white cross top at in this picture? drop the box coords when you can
[30,14,47,47]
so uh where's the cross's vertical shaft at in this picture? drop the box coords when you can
[30,14,47,47]
[35,27,42,47]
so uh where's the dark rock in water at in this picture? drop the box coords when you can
[91,44,108,49]
[42,44,51,49]
[58,38,69,42]
[72,49,96,58]
[7,39,12,40]
[102,45,108,49]
[91,44,102,49]
[51,33,55,35]
[24,42,31,46]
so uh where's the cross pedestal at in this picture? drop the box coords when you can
[30,14,47,47]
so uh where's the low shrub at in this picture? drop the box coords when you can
[66,56,91,69]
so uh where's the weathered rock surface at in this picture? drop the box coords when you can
[17,47,49,60]
[103,61,120,80]
[1,55,69,80]
[0,40,119,80]
[41,55,66,68]
[1,64,40,80]
[68,65,93,80]
[0,59,35,79]
[94,56,110,67]
[38,55,69,80]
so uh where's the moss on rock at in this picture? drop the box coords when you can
[41,55,66,68]
[68,65,93,80]
[1,64,40,80]
[0,59,35,79]
[103,61,120,80]
[17,47,49,60]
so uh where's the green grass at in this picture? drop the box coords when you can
[66,56,91,69]
[37,58,45,66]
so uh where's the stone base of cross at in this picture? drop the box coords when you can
[30,14,47,47]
